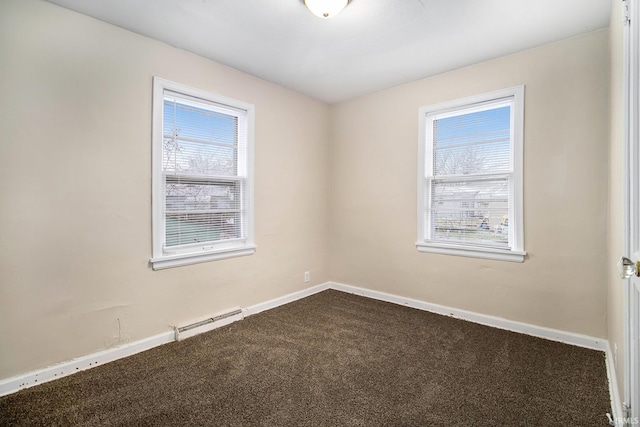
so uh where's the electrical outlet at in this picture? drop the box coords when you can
[304,271,310,283]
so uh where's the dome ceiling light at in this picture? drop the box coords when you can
[304,0,349,19]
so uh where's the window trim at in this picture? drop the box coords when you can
[150,77,255,270]
[416,86,525,262]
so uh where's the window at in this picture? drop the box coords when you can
[417,86,525,262]
[150,78,255,270]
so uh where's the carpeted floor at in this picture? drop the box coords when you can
[0,290,611,426]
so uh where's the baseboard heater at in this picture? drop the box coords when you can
[174,307,243,341]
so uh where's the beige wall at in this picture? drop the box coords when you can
[607,0,626,402]
[329,30,610,338]
[0,0,614,382]
[0,0,331,379]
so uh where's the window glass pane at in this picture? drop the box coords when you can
[430,178,509,246]
[163,100,238,177]
[165,213,242,247]
[162,93,245,249]
[433,106,511,176]
[163,100,237,146]
[165,178,243,247]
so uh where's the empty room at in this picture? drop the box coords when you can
[1,0,639,425]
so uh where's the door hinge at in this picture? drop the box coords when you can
[623,0,631,25]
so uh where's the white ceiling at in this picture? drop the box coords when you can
[46,0,612,104]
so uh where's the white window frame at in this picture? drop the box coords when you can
[416,86,526,262]
[150,77,255,270]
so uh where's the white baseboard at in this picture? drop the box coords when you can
[0,280,614,405]
[0,283,330,398]
[243,282,329,317]
[605,341,624,426]
[0,331,174,398]
[328,281,607,351]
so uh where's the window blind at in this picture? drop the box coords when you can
[426,101,513,247]
[162,91,248,250]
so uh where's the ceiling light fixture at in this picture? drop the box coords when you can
[304,0,349,19]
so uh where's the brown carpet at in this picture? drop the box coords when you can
[0,290,611,426]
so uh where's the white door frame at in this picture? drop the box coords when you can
[623,0,640,421]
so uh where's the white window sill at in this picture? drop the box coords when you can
[416,242,526,263]
[150,245,256,270]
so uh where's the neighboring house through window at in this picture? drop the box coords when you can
[417,86,525,262]
[150,77,255,270]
